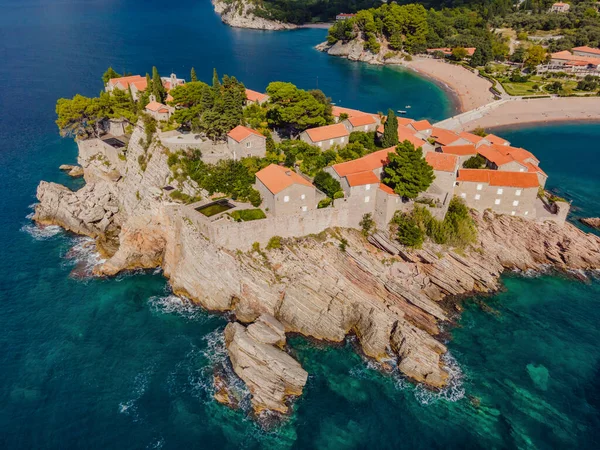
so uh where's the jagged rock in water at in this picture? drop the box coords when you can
[59,164,84,177]
[580,217,600,230]
[224,318,308,415]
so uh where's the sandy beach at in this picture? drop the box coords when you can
[400,57,495,112]
[450,97,600,131]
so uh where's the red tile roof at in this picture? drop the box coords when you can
[347,114,377,127]
[304,123,349,143]
[246,89,269,102]
[573,46,600,56]
[410,120,432,132]
[398,126,427,148]
[425,152,458,173]
[256,164,313,194]
[457,169,539,188]
[497,144,538,164]
[440,144,477,156]
[346,171,380,187]
[227,125,265,143]
[459,131,485,144]
[109,75,145,88]
[332,106,367,118]
[332,147,396,177]
[378,183,398,196]
[431,127,462,146]
[427,47,476,56]
[146,101,168,112]
[477,145,515,166]
[131,79,148,91]
[526,162,548,177]
[484,134,510,146]
[376,118,415,133]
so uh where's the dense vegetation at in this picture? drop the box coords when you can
[382,140,435,199]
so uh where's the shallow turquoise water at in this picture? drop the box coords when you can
[1,0,600,448]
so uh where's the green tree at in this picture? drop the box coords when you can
[359,213,375,236]
[451,47,469,61]
[314,170,342,198]
[382,140,435,199]
[394,213,424,248]
[151,66,167,103]
[190,67,198,82]
[102,67,120,85]
[463,154,486,169]
[524,45,546,70]
[381,109,399,148]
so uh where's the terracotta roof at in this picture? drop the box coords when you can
[255,164,313,195]
[346,171,380,187]
[227,125,265,143]
[347,114,377,127]
[426,152,458,173]
[376,118,415,133]
[109,75,144,88]
[378,183,398,196]
[431,127,462,146]
[551,50,600,66]
[477,145,515,166]
[426,47,476,56]
[484,134,509,146]
[397,126,426,148]
[440,144,477,156]
[457,169,539,188]
[332,106,367,118]
[459,131,485,144]
[573,46,600,56]
[497,144,538,164]
[304,123,349,143]
[246,89,269,102]
[526,162,548,177]
[166,93,174,102]
[146,101,168,112]
[131,79,148,91]
[332,147,396,177]
[409,120,432,132]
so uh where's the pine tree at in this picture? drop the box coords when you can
[381,109,399,148]
[382,140,435,199]
[151,66,166,103]
[190,67,197,82]
[212,68,221,97]
[102,67,120,85]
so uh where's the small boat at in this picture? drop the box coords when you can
[397,110,407,114]
[405,105,411,108]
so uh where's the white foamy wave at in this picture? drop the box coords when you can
[62,236,106,278]
[119,366,154,422]
[413,352,465,405]
[148,294,205,321]
[25,212,34,220]
[21,223,63,240]
[201,327,228,366]
[146,438,165,449]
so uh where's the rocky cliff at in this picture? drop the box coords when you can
[33,122,600,422]
[212,0,296,31]
[316,39,407,66]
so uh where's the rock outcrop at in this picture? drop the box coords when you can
[32,121,600,420]
[59,164,84,177]
[223,315,307,415]
[212,0,296,31]
[580,217,600,230]
[316,39,406,66]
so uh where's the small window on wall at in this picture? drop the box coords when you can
[302,206,307,212]
[475,194,481,200]
[246,142,251,148]
[365,184,370,191]
[284,196,289,203]
[364,126,368,131]
[318,142,322,148]
[329,139,334,145]
[524,211,529,215]
[476,184,483,191]
[364,196,370,203]
[341,137,345,143]
[301,194,305,200]
[516,189,522,196]
[460,193,466,198]
[511,211,516,216]
[497,188,503,195]
[512,200,519,206]
[495,199,501,205]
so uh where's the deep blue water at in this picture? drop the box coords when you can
[1,0,600,448]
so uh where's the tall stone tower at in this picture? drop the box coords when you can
[170,73,177,90]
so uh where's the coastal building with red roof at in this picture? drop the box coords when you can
[245,89,269,105]
[255,164,319,216]
[332,106,368,122]
[342,114,380,133]
[227,125,267,160]
[300,123,349,150]
[145,100,173,122]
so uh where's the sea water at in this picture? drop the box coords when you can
[1,0,599,448]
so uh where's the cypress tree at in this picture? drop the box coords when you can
[190,67,197,82]
[381,109,399,148]
[212,68,221,97]
[382,141,435,199]
[151,66,166,103]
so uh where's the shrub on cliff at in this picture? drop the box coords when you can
[394,213,424,248]
[314,171,342,198]
[382,140,434,199]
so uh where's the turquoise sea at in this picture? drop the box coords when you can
[1,0,599,448]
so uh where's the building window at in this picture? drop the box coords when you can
[365,196,370,203]
[497,188,503,195]
[365,184,370,191]
[475,194,481,200]
[318,142,322,148]
[460,193,466,198]
[511,211,516,216]
[476,184,483,191]
[284,196,289,203]
[301,194,305,200]
[246,142,251,148]
[495,199,501,205]
[519,168,525,172]
[302,206,307,212]
[364,126,368,131]
[341,137,345,143]
[524,211,529,215]
[512,200,519,206]
[516,189,522,196]
[329,139,334,145]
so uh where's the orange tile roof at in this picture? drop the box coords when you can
[166,93,174,102]
[304,123,349,142]
[332,147,396,177]
[255,164,313,195]
[425,152,458,173]
[431,127,462,146]
[477,145,515,166]
[484,134,509,146]
[246,89,269,102]
[347,114,377,127]
[526,162,548,177]
[496,144,538,164]
[573,46,600,56]
[440,144,477,156]
[146,101,168,112]
[459,131,485,144]
[427,47,476,56]
[397,126,426,148]
[457,169,539,188]
[410,120,432,132]
[109,75,144,88]
[131,79,148,91]
[227,125,265,143]
[376,118,415,134]
[378,183,398,196]
[346,170,380,187]
[332,106,367,118]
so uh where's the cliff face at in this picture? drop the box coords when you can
[316,39,407,66]
[212,0,296,31]
[33,123,600,421]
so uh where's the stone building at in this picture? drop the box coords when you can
[550,2,570,13]
[407,119,433,138]
[145,100,172,121]
[424,152,459,207]
[300,123,349,150]
[342,114,380,133]
[572,46,600,58]
[439,144,477,165]
[332,106,368,123]
[245,89,269,105]
[255,164,319,216]
[227,125,267,160]
[454,169,539,218]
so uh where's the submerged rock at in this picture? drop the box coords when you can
[580,217,600,230]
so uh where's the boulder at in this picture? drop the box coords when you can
[580,217,600,230]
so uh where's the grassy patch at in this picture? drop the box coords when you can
[229,209,267,222]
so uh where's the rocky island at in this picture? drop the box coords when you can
[33,66,600,424]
